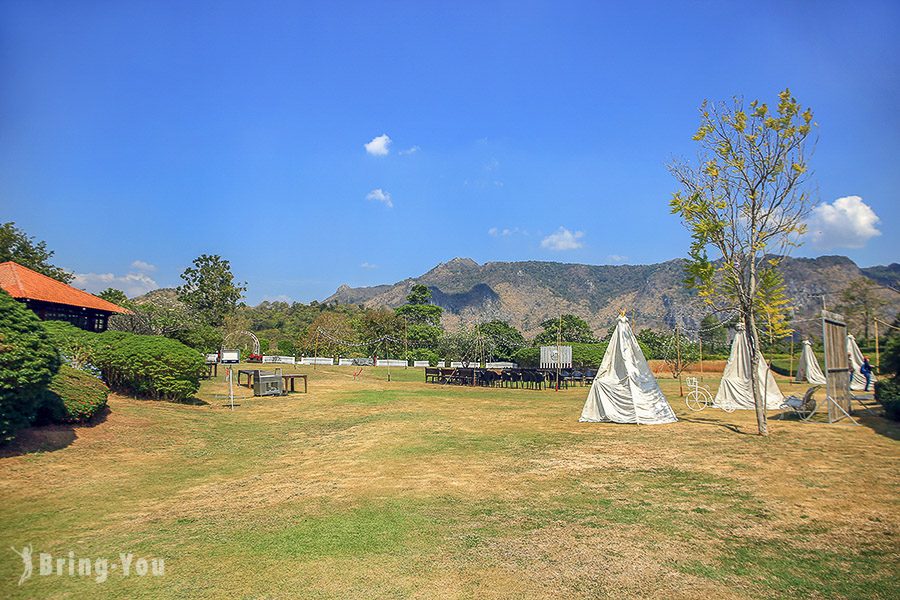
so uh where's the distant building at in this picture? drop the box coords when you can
[0,261,129,332]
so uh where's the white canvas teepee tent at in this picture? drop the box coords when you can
[795,340,826,385]
[579,315,676,424]
[846,334,875,391]
[714,323,784,410]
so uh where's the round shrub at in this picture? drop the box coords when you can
[38,364,109,423]
[0,290,60,441]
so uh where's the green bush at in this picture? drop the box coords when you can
[43,322,206,401]
[0,290,61,441]
[875,379,900,421]
[38,364,109,423]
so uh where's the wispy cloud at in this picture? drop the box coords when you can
[806,196,881,249]
[488,227,527,237]
[130,260,157,272]
[366,188,393,208]
[364,134,391,156]
[399,145,420,155]
[606,254,629,264]
[72,271,158,297]
[360,262,378,269]
[541,227,585,251]
[261,294,292,303]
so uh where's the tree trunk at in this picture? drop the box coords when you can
[744,309,768,436]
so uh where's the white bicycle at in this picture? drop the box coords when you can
[684,376,734,413]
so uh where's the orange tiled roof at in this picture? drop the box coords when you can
[0,261,130,314]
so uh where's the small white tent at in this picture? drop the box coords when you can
[795,340,826,385]
[846,334,875,391]
[714,323,784,410]
[579,315,676,424]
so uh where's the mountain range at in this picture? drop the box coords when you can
[324,256,900,337]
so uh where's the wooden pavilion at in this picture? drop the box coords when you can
[0,261,129,332]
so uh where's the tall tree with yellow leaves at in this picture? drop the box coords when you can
[669,89,815,436]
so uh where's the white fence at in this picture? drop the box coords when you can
[412,360,430,367]
[299,357,334,365]
[263,355,296,364]
[337,358,355,366]
[376,359,407,367]
[486,362,517,369]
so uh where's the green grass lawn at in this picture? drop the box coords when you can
[0,364,897,598]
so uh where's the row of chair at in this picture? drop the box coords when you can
[424,367,598,389]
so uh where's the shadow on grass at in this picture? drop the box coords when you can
[676,415,753,435]
[0,406,110,458]
[178,397,210,406]
[857,414,900,441]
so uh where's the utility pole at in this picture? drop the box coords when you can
[699,336,703,383]
[313,329,320,371]
[789,335,795,381]
[556,313,562,392]
[675,324,683,397]
[875,319,880,374]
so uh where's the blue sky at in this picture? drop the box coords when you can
[1,1,898,303]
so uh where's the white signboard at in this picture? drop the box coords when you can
[540,346,572,368]
[205,353,220,363]
[220,350,240,364]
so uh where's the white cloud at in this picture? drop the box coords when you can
[488,226,527,237]
[399,146,420,155]
[607,254,629,263]
[73,271,158,297]
[262,294,292,303]
[806,196,881,249]
[365,188,393,208]
[130,260,157,272]
[541,226,585,251]
[364,134,391,156]
[360,262,378,269]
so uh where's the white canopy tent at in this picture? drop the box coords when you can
[795,340,826,385]
[846,334,875,391]
[714,323,784,410]
[579,315,676,425]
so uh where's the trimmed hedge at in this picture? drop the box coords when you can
[39,364,109,423]
[0,290,60,442]
[43,322,206,401]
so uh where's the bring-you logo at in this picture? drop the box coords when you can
[10,544,164,585]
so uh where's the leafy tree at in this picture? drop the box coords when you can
[0,290,61,441]
[534,314,597,345]
[177,255,246,326]
[636,328,668,359]
[358,308,405,358]
[0,222,73,283]
[838,277,887,346]
[98,288,129,307]
[395,284,443,352]
[476,320,527,361]
[304,312,356,356]
[669,89,815,436]
[698,314,730,355]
